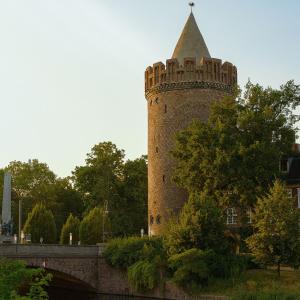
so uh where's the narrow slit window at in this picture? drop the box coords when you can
[163,175,166,183]
[164,105,167,113]
[156,147,159,153]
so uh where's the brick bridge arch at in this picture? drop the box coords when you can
[0,244,102,291]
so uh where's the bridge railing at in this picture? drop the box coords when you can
[0,244,104,257]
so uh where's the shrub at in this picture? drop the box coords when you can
[23,204,56,244]
[104,236,165,269]
[168,248,211,289]
[128,260,158,292]
[79,207,108,245]
[60,214,80,245]
[104,236,167,292]
[168,248,249,290]
[0,258,52,299]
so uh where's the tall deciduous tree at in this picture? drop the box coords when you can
[246,180,300,275]
[164,192,230,256]
[0,160,84,238]
[73,142,124,210]
[73,142,147,237]
[23,204,57,244]
[172,81,300,210]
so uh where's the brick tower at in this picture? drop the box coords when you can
[145,12,237,235]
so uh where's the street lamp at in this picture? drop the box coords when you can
[102,200,109,243]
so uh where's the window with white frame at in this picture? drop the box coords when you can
[226,208,238,225]
[246,208,252,224]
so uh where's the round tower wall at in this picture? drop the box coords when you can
[145,57,237,235]
[147,87,231,235]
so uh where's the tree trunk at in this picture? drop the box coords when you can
[277,262,280,277]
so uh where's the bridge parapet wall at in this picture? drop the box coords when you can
[0,244,103,257]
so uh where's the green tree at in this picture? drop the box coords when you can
[23,204,57,244]
[79,207,108,245]
[73,142,147,237]
[116,156,148,236]
[164,192,230,256]
[43,178,84,236]
[0,160,56,235]
[73,142,124,210]
[60,213,80,245]
[0,258,51,299]
[0,160,84,239]
[172,81,300,210]
[246,180,300,275]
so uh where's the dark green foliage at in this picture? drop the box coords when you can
[73,142,148,237]
[79,207,109,245]
[168,249,248,290]
[128,260,158,292]
[0,160,84,239]
[172,81,300,210]
[246,180,300,275]
[23,204,56,244]
[164,192,230,256]
[0,258,51,299]
[104,236,166,292]
[60,213,80,245]
[104,236,165,269]
[168,248,211,289]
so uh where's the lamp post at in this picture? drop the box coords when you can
[18,199,22,243]
[102,200,109,243]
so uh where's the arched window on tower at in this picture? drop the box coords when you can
[150,215,154,225]
[156,215,161,224]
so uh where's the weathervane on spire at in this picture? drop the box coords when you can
[189,2,195,13]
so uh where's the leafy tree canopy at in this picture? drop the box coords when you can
[0,258,51,299]
[0,160,83,237]
[246,180,300,275]
[73,142,147,237]
[164,192,230,256]
[23,203,57,244]
[172,81,300,209]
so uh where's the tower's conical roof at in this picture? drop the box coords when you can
[172,12,211,65]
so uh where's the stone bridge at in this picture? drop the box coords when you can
[0,244,106,291]
[0,244,227,300]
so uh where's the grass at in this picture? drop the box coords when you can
[194,269,300,299]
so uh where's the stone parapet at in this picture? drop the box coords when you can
[145,57,237,93]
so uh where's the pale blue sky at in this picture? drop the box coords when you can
[0,0,299,177]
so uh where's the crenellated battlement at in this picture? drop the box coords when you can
[145,57,237,94]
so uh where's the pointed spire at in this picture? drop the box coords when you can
[172,12,211,65]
